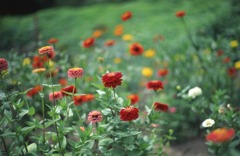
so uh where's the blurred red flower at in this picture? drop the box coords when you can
[82,38,95,48]
[49,91,63,101]
[127,94,139,105]
[68,68,84,78]
[48,38,58,44]
[223,57,231,63]
[129,43,144,56]
[158,69,169,77]
[38,46,56,59]
[26,85,42,97]
[216,49,224,56]
[59,78,68,86]
[0,58,8,72]
[61,85,77,96]
[153,102,169,112]
[121,11,132,21]
[228,67,237,77]
[73,94,95,106]
[88,110,103,123]
[176,11,186,18]
[120,106,139,121]
[102,72,123,88]
[104,40,116,47]
[206,128,235,143]
[146,80,164,91]
[32,55,47,68]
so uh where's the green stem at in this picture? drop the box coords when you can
[41,94,45,155]
[1,136,9,156]
[74,78,81,120]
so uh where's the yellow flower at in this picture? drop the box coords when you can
[48,60,55,68]
[230,40,238,48]
[114,58,122,64]
[141,67,153,78]
[32,68,46,73]
[122,34,133,41]
[22,58,31,66]
[143,49,156,58]
[234,61,240,69]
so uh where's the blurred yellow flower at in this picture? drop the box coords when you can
[122,34,133,41]
[92,30,103,38]
[234,61,240,69]
[230,40,238,48]
[32,68,46,73]
[22,58,31,66]
[144,49,156,58]
[114,58,122,64]
[98,57,104,63]
[141,67,153,77]
[203,48,210,55]
[48,60,55,67]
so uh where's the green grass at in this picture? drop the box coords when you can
[0,0,231,55]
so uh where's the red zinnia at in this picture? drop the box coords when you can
[49,91,63,101]
[153,102,169,112]
[158,69,169,77]
[0,58,8,72]
[82,38,95,48]
[61,85,77,96]
[206,128,235,143]
[38,46,55,59]
[104,40,116,47]
[176,11,186,18]
[129,43,144,56]
[121,11,132,21]
[84,94,95,101]
[228,67,237,77]
[216,50,224,56]
[32,55,48,68]
[127,94,139,105]
[223,57,231,63]
[68,67,84,78]
[102,72,123,88]
[26,85,42,97]
[146,80,164,91]
[48,38,58,44]
[59,78,68,86]
[120,106,139,121]
[73,95,86,106]
[87,110,103,123]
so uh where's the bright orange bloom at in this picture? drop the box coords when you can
[88,111,103,123]
[153,102,169,112]
[82,38,95,48]
[68,68,84,78]
[104,40,116,47]
[48,38,58,44]
[84,94,95,101]
[129,43,144,56]
[61,85,77,96]
[0,58,8,72]
[146,80,164,91]
[121,11,132,21]
[102,72,123,88]
[158,69,169,77]
[38,46,56,59]
[114,25,123,36]
[120,106,139,121]
[27,85,42,97]
[127,94,139,105]
[49,91,63,101]
[176,11,186,18]
[206,128,235,143]
[59,78,68,86]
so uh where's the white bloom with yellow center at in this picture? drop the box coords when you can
[188,86,202,99]
[202,118,215,128]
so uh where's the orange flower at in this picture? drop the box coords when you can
[114,25,123,36]
[206,128,235,143]
[121,11,132,21]
[61,85,77,96]
[84,94,95,101]
[129,43,144,56]
[104,40,116,47]
[146,80,164,91]
[153,102,169,112]
[48,38,58,44]
[32,55,47,68]
[127,94,139,105]
[49,91,63,101]
[73,95,86,106]
[158,69,169,77]
[80,126,85,132]
[0,58,8,72]
[68,68,84,78]
[92,30,103,38]
[176,11,186,18]
[59,78,68,86]
[120,106,139,121]
[27,85,42,97]
[32,68,46,73]
[38,46,56,59]
[82,38,95,48]
[88,111,103,123]
[102,72,123,88]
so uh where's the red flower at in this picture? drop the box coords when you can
[49,91,63,101]
[176,11,186,18]
[38,46,55,59]
[48,38,58,44]
[26,85,42,97]
[0,58,8,72]
[68,68,84,78]
[32,55,47,68]
[59,78,68,86]
[87,110,103,123]
[102,72,123,88]
[61,85,77,96]
[127,94,139,105]
[216,49,224,56]
[84,94,95,101]
[104,40,116,47]
[121,11,132,21]
[82,38,95,48]
[73,94,95,106]
[228,67,237,77]
[129,43,144,56]
[153,102,169,112]
[120,106,139,121]
[223,57,231,63]
[146,80,164,91]
[206,128,235,143]
[158,69,169,77]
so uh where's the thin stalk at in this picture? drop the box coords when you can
[41,95,45,155]
[74,78,81,120]
[1,136,9,156]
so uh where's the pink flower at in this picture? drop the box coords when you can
[68,67,84,78]
[87,111,103,123]
[0,58,8,72]
[49,91,63,101]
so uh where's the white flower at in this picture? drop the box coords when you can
[188,86,202,99]
[202,118,215,128]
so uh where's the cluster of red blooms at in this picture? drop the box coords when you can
[120,106,139,121]
[0,58,8,72]
[26,85,42,97]
[61,85,77,96]
[32,55,48,68]
[146,80,164,91]
[73,94,95,106]
[102,72,123,88]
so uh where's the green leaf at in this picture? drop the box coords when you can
[99,138,114,146]
[0,132,15,137]
[28,107,35,116]
[101,108,112,116]
[19,109,29,119]
[27,143,37,153]
[42,83,61,88]
[21,126,35,136]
